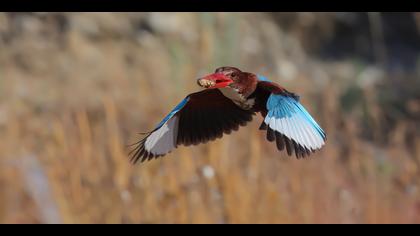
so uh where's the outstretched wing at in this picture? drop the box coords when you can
[129,89,255,163]
[255,76,326,158]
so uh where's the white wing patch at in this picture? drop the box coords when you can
[264,107,325,151]
[144,116,179,155]
[219,87,255,110]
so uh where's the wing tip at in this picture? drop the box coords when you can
[128,133,172,164]
[265,126,326,159]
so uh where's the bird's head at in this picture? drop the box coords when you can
[197,67,242,89]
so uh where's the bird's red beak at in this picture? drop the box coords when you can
[197,73,233,89]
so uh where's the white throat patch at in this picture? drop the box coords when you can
[219,87,255,110]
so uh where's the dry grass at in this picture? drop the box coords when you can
[0,12,419,223]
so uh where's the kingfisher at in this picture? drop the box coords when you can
[129,66,326,163]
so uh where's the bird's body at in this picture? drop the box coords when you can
[129,67,326,163]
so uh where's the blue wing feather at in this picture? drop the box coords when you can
[257,75,271,82]
[266,94,326,140]
[258,73,325,140]
[153,97,190,130]
[294,101,326,137]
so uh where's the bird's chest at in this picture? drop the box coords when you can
[219,87,255,110]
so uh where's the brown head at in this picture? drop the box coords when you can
[197,66,258,97]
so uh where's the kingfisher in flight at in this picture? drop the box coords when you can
[129,67,326,163]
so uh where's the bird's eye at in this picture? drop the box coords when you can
[230,73,237,77]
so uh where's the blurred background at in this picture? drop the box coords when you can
[0,12,419,223]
